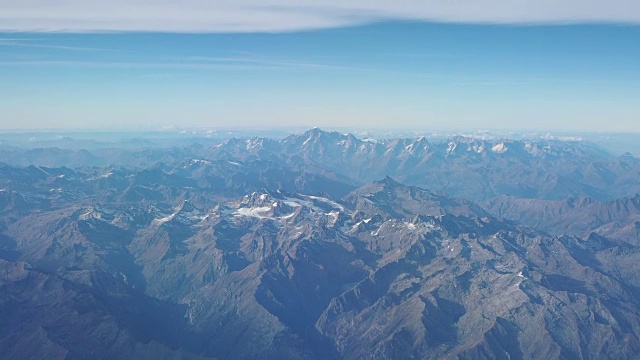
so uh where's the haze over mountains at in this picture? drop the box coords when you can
[2,128,640,359]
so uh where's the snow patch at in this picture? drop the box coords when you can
[307,195,345,211]
[446,142,457,155]
[234,206,273,218]
[492,142,508,154]
[284,200,302,208]
[326,210,340,223]
[154,212,177,224]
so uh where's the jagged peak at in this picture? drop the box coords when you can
[491,141,509,154]
[176,199,197,213]
[297,128,352,141]
[301,127,328,138]
[450,135,485,144]
[375,175,402,188]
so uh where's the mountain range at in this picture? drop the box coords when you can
[2,129,640,359]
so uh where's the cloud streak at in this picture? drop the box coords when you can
[1,1,639,33]
[1,58,635,89]
[0,39,120,52]
[0,56,374,73]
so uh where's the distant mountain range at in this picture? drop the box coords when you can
[484,194,640,242]
[3,128,640,201]
[2,129,640,359]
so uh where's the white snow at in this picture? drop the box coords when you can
[245,139,261,149]
[233,205,297,221]
[234,206,272,218]
[326,210,339,217]
[306,195,345,211]
[283,197,325,213]
[154,213,176,224]
[80,208,104,220]
[36,167,50,175]
[492,142,508,154]
[446,141,457,154]
[302,135,313,147]
[284,200,302,208]
[326,210,340,223]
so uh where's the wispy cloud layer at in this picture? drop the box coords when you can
[1,0,639,33]
[0,39,118,52]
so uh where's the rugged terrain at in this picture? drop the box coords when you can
[2,129,640,359]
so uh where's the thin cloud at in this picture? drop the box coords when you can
[0,57,375,72]
[0,59,283,71]
[0,55,434,75]
[0,1,639,33]
[0,39,120,52]
[139,73,184,79]
[181,55,356,70]
[0,38,42,41]
[2,58,636,88]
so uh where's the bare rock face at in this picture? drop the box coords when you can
[2,130,640,359]
[483,194,640,242]
[208,129,640,201]
[0,260,212,360]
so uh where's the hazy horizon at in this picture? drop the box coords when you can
[1,1,639,132]
[4,3,640,359]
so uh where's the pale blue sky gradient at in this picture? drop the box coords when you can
[1,22,639,131]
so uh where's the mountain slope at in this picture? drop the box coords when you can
[2,172,640,359]
[208,129,640,201]
[484,194,640,242]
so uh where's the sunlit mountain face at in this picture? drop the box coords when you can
[2,128,640,359]
[2,2,640,358]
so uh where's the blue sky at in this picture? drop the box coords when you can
[1,3,639,131]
